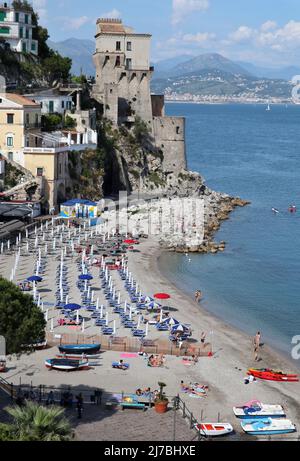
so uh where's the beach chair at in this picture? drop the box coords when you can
[132,330,145,338]
[102,327,114,335]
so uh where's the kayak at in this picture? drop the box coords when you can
[241,418,296,435]
[45,359,89,371]
[58,344,101,355]
[194,423,233,437]
[248,369,299,382]
[233,400,285,418]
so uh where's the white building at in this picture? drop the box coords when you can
[25,89,74,115]
[0,2,38,55]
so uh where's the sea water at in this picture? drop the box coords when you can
[159,103,300,359]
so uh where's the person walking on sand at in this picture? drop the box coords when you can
[253,332,261,361]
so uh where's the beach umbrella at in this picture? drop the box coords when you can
[154,293,171,300]
[124,300,127,313]
[113,320,116,335]
[96,298,99,309]
[100,305,104,319]
[145,323,149,337]
[137,316,141,329]
[76,310,79,325]
[172,324,186,333]
[106,312,109,326]
[118,292,121,305]
[124,239,136,245]
[159,309,164,323]
[65,303,81,311]
[79,274,93,281]
[0,242,3,254]
[50,318,54,332]
[82,318,85,333]
[129,307,132,320]
[45,310,49,322]
[27,275,43,283]
[162,317,179,326]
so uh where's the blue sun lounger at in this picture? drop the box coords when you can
[112,362,130,370]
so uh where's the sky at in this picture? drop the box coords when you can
[31,0,300,67]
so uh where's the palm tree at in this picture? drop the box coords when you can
[3,402,73,441]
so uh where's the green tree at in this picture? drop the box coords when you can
[64,115,76,129]
[0,278,46,355]
[0,402,73,441]
[41,113,62,131]
[43,52,72,85]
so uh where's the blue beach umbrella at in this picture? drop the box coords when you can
[27,276,43,283]
[162,317,180,326]
[64,303,81,311]
[79,274,93,281]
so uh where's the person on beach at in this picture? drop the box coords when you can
[201,332,206,344]
[255,332,261,348]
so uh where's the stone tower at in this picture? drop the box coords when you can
[92,18,187,173]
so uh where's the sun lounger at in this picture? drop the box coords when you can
[121,400,146,411]
[102,328,114,335]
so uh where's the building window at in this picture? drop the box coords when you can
[25,28,29,39]
[26,113,30,125]
[115,56,121,67]
[126,58,132,70]
[61,100,65,109]
[7,136,13,147]
[8,152,13,161]
[7,114,14,124]
[116,41,121,51]
[35,114,39,127]
[0,27,10,34]
[127,42,132,51]
[25,14,29,24]
[22,42,27,52]
[36,168,43,177]
[20,27,23,38]
[0,11,6,21]
[49,101,54,113]
[31,42,36,52]
[15,12,19,22]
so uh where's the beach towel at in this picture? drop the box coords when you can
[121,353,138,359]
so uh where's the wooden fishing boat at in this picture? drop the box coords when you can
[194,422,233,437]
[233,400,285,418]
[56,353,100,360]
[248,368,299,382]
[58,344,101,355]
[45,358,89,371]
[241,418,296,435]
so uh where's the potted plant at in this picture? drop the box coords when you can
[154,382,169,414]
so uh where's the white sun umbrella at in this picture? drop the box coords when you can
[0,242,3,254]
[76,310,80,324]
[84,280,88,292]
[137,316,141,329]
[37,294,41,307]
[124,300,127,313]
[34,226,37,235]
[112,287,116,300]
[7,240,10,251]
[105,312,109,326]
[129,306,132,320]
[118,292,121,305]
[45,309,49,322]
[100,305,104,319]
[91,290,94,303]
[82,318,85,333]
[135,284,139,296]
[41,302,44,312]
[96,298,99,310]
[113,320,116,335]
[34,237,38,249]
[65,295,69,305]
[145,322,149,338]
[53,238,56,251]
[15,236,18,246]
[44,243,48,255]
[26,242,29,253]
[25,229,29,239]
[87,286,91,299]
[50,318,54,332]
[60,289,64,302]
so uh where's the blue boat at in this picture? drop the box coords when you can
[241,418,296,435]
[58,344,101,355]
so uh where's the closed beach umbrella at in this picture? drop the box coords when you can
[113,320,116,335]
[106,312,109,326]
[82,318,85,333]
[100,305,104,319]
[145,323,149,337]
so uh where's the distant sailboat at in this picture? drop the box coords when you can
[266,103,271,111]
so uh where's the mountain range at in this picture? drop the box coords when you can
[48,38,295,100]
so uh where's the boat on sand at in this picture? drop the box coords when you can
[241,418,296,435]
[45,358,89,371]
[233,400,285,418]
[194,422,233,437]
[248,368,299,382]
[58,344,101,355]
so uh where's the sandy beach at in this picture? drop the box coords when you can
[1,223,300,440]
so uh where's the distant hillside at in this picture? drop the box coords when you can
[151,68,292,101]
[165,53,253,78]
[48,38,95,76]
[153,55,194,78]
[235,61,300,81]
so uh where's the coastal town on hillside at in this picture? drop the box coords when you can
[0,0,299,446]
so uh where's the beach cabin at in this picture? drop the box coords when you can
[60,199,99,219]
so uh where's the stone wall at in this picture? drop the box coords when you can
[153,116,187,172]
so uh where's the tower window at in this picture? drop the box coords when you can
[116,41,121,51]
[127,42,132,51]
[7,113,14,124]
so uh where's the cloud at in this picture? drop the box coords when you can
[100,9,122,19]
[229,26,255,43]
[172,0,210,25]
[59,16,90,30]
[32,0,48,21]
[260,20,277,32]
[182,32,216,43]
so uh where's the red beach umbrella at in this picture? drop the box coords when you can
[154,293,171,300]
